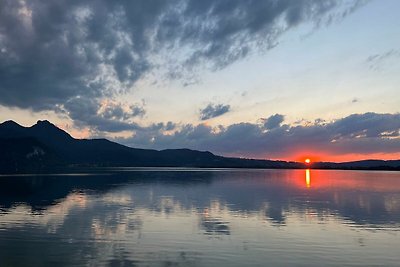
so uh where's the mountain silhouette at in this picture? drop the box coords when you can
[0,120,399,173]
[0,120,300,173]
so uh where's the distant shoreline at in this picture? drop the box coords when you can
[1,165,399,175]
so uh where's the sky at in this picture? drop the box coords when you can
[0,0,399,162]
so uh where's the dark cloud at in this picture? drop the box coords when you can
[165,121,177,131]
[262,114,285,129]
[62,97,143,133]
[175,0,364,70]
[100,101,146,121]
[199,103,230,120]
[116,113,400,158]
[0,0,366,130]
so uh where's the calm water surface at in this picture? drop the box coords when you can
[0,169,400,266]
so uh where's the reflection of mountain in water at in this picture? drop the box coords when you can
[0,170,213,210]
[1,169,400,266]
[1,169,400,228]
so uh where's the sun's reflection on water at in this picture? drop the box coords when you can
[305,169,311,188]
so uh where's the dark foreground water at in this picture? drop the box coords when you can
[0,169,400,267]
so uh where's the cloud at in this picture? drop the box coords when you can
[199,103,230,120]
[61,97,143,133]
[261,114,285,129]
[99,100,146,120]
[366,49,400,70]
[116,112,400,158]
[0,0,366,130]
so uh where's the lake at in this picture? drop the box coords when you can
[0,169,399,266]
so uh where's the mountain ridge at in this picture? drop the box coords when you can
[0,120,399,173]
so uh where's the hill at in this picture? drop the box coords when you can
[0,120,399,173]
[0,120,301,173]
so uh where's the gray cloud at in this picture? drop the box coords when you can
[262,114,285,129]
[199,103,230,120]
[116,113,400,158]
[0,0,366,130]
[62,97,144,133]
[100,102,146,121]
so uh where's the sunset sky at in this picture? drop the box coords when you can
[0,0,399,162]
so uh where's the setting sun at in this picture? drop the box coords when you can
[305,158,311,164]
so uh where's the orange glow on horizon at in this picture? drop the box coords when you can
[305,158,311,164]
[287,152,400,163]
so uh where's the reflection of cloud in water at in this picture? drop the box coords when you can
[259,202,287,226]
[0,169,400,266]
[101,192,133,205]
[0,192,88,233]
[199,208,230,236]
[158,196,181,216]
[1,170,400,229]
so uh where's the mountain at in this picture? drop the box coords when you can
[0,120,301,173]
[0,137,60,173]
[312,160,400,170]
[0,120,399,173]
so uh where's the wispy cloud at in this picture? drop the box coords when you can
[366,49,400,71]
